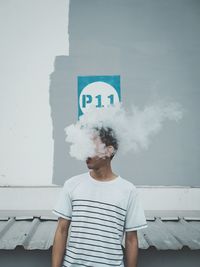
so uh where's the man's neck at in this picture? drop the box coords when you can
[90,166,118,181]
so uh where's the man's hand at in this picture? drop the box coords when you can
[124,230,138,267]
[52,218,71,267]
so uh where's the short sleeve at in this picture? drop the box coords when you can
[125,189,148,231]
[52,181,72,220]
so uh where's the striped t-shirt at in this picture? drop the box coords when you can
[52,172,148,267]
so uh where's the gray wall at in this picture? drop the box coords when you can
[51,0,200,186]
[0,248,51,267]
[0,247,200,267]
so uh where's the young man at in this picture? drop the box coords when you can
[52,127,148,267]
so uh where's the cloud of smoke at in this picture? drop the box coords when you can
[64,102,183,160]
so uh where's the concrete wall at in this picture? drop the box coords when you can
[51,0,200,186]
[0,247,199,267]
[1,0,199,187]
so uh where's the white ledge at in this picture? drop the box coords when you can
[0,186,200,211]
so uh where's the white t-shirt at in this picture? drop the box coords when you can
[52,172,148,267]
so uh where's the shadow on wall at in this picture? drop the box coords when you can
[49,56,84,185]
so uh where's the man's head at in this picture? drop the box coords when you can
[96,126,118,159]
[86,126,119,170]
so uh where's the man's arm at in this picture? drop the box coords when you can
[52,218,71,267]
[124,230,138,267]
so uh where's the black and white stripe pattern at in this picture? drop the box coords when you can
[63,199,126,267]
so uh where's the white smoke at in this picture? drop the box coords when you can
[64,102,183,160]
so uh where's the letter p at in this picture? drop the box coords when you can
[82,95,92,108]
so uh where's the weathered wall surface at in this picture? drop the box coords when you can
[51,0,200,186]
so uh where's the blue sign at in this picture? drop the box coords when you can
[78,75,121,118]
